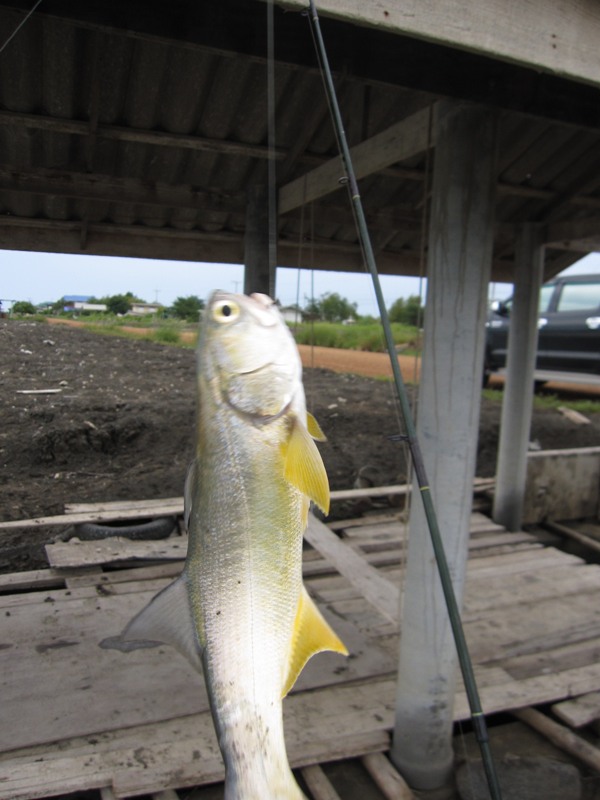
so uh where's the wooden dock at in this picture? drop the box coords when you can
[2,498,600,799]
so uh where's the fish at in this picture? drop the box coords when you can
[109,290,348,799]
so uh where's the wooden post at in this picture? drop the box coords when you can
[390,101,497,790]
[492,225,545,531]
[244,184,275,297]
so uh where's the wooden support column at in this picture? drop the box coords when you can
[493,225,545,530]
[390,101,497,790]
[244,184,275,297]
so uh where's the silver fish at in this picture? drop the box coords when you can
[115,291,347,799]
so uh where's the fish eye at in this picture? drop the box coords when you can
[212,300,240,324]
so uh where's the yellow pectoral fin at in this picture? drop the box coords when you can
[283,418,330,514]
[282,585,349,698]
[306,411,327,441]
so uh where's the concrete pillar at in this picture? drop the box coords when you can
[244,184,275,297]
[493,225,545,530]
[390,101,497,790]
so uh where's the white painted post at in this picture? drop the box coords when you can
[390,101,497,790]
[493,225,545,530]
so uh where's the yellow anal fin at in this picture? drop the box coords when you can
[283,417,330,514]
[282,585,348,698]
[306,411,327,441]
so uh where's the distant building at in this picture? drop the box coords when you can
[63,296,107,313]
[129,302,162,316]
[279,305,304,324]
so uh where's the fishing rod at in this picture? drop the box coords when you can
[305,3,502,798]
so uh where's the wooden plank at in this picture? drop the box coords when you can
[64,486,406,514]
[9,659,600,800]
[361,752,415,800]
[558,406,592,425]
[113,729,389,799]
[524,446,600,524]
[279,107,432,213]
[0,166,246,214]
[0,680,392,800]
[515,707,600,773]
[464,563,600,615]
[0,503,184,530]
[457,662,600,720]
[64,562,182,589]
[45,535,188,568]
[305,515,399,623]
[464,592,600,664]
[64,497,182,515]
[301,765,343,800]
[465,546,583,579]
[0,579,393,753]
[546,520,600,557]
[0,569,67,593]
[0,109,282,161]
[271,0,600,90]
[552,691,600,728]
[499,638,600,682]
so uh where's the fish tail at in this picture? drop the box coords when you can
[224,767,306,800]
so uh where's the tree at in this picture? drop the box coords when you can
[388,295,423,326]
[12,301,36,314]
[170,295,205,322]
[105,294,133,315]
[303,292,358,323]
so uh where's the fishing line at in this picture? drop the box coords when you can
[266,0,277,296]
[294,176,307,327]
[305,3,502,799]
[0,0,43,56]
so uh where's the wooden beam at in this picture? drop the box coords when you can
[1,162,599,226]
[0,216,420,274]
[274,0,600,90]
[544,218,600,251]
[0,165,246,212]
[0,217,246,264]
[278,106,434,213]
[0,109,285,161]
[0,215,519,279]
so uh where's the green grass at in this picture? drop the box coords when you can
[483,387,600,414]
[291,321,420,352]
[44,316,198,348]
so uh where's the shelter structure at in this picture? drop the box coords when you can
[1,0,599,791]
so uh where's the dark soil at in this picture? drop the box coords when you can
[3,319,600,573]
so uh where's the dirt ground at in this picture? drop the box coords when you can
[3,318,600,573]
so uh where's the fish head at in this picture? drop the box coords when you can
[198,290,303,421]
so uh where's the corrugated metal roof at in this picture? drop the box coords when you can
[0,0,597,282]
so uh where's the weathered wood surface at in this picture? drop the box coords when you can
[266,0,600,91]
[523,446,600,524]
[0,478,495,530]
[4,507,600,798]
[0,575,393,752]
[552,691,600,728]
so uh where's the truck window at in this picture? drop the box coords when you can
[539,284,554,313]
[556,282,600,312]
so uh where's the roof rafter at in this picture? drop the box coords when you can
[278,105,434,214]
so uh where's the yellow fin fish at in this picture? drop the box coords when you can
[105,290,347,799]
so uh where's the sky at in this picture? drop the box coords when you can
[2,249,600,316]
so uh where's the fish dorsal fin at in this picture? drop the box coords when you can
[306,411,327,441]
[283,417,330,514]
[112,574,203,672]
[282,585,348,697]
